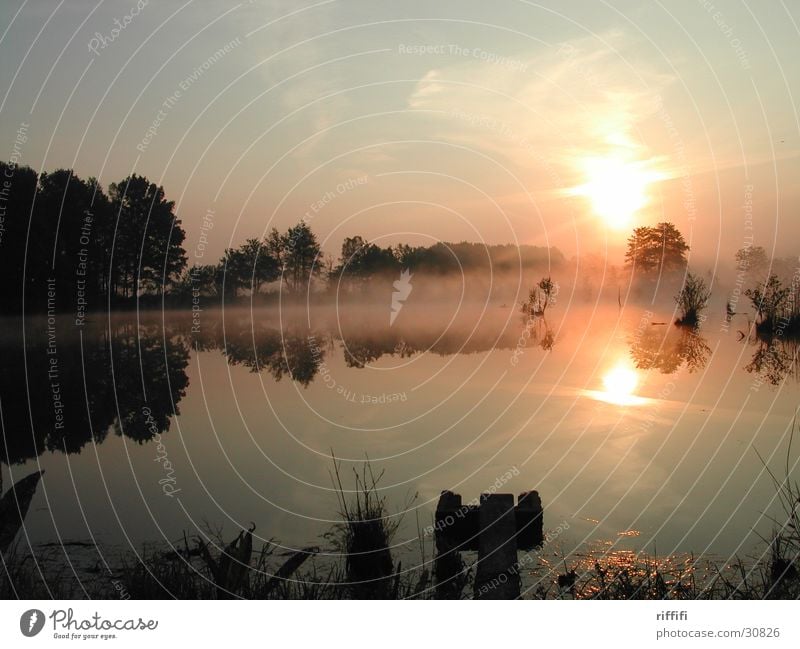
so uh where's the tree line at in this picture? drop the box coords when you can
[0,162,186,313]
[174,233,565,302]
[0,163,563,313]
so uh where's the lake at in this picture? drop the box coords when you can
[2,299,798,578]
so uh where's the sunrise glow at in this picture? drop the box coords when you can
[598,362,642,405]
[571,154,665,229]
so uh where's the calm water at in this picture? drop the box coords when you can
[2,300,798,569]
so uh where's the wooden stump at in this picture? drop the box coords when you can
[474,493,520,599]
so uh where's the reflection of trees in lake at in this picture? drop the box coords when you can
[340,321,529,366]
[744,335,799,386]
[111,326,190,442]
[630,325,710,374]
[527,316,555,351]
[0,323,189,465]
[195,316,528,379]
[343,335,412,368]
[214,325,323,387]
[1,313,555,463]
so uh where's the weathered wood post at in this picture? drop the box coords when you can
[474,494,519,599]
[434,491,466,599]
[433,488,544,599]
[516,490,543,550]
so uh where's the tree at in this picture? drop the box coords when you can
[359,242,398,276]
[625,222,689,278]
[190,264,219,296]
[522,276,557,316]
[735,245,769,276]
[536,276,556,315]
[35,169,111,309]
[624,227,656,274]
[170,264,218,302]
[340,236,368,270]
[264,227,286,270]
[107,175,186,299]
[283,222,321,292]
[228,238,280,296]
[393,243,424,268]
[338,235,368,289]
[0,163,47,312]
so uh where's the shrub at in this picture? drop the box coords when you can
[675,272,711,326]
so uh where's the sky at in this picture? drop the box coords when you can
[1,0,798,270]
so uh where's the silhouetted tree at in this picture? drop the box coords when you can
[522,276,557,316]
[170,263,219,302]
[107,174,187,300]
[36,169,112,309]
[282,222,321,292]
[735,245,769,277]
[0,163,120,314]
[336,236,399,291]
[0,163,46,312]
[218,238,280,298]
[625,222,688,278]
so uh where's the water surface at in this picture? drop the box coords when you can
[2,301,798,570]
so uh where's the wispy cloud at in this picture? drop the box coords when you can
[406,32,675,190]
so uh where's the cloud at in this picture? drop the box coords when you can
[406,32,675,190]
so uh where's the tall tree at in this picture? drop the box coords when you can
[218,238,280,297]
[735,245,769,276]
[36,169,110,310]
[0,162,40,312]
[340,235,368,274]
[283,222,321,292]
[625,222,688,277]
[337,236,399,289]
[107,175,187,299]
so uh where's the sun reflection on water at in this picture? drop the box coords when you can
[586,361,647,406]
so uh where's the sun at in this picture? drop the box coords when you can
[599,362,641,406]
[571,155,664,229]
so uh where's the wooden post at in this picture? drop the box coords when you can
[516,491,543,550]
[434,491,466,599]
[474,493,520,599]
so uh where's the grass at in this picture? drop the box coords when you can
[327,459,400,598]
[751,417,800,598]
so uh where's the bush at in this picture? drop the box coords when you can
[521,276,557,316]
[675,272,710,326]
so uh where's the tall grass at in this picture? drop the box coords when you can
[326,457,430,598]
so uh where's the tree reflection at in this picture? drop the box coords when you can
[533,317,555,351]
[630,324,710,374]
[744,336,799,386]
[204,315,531,378]
[213,324,324,387]
[0,322,189,465]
